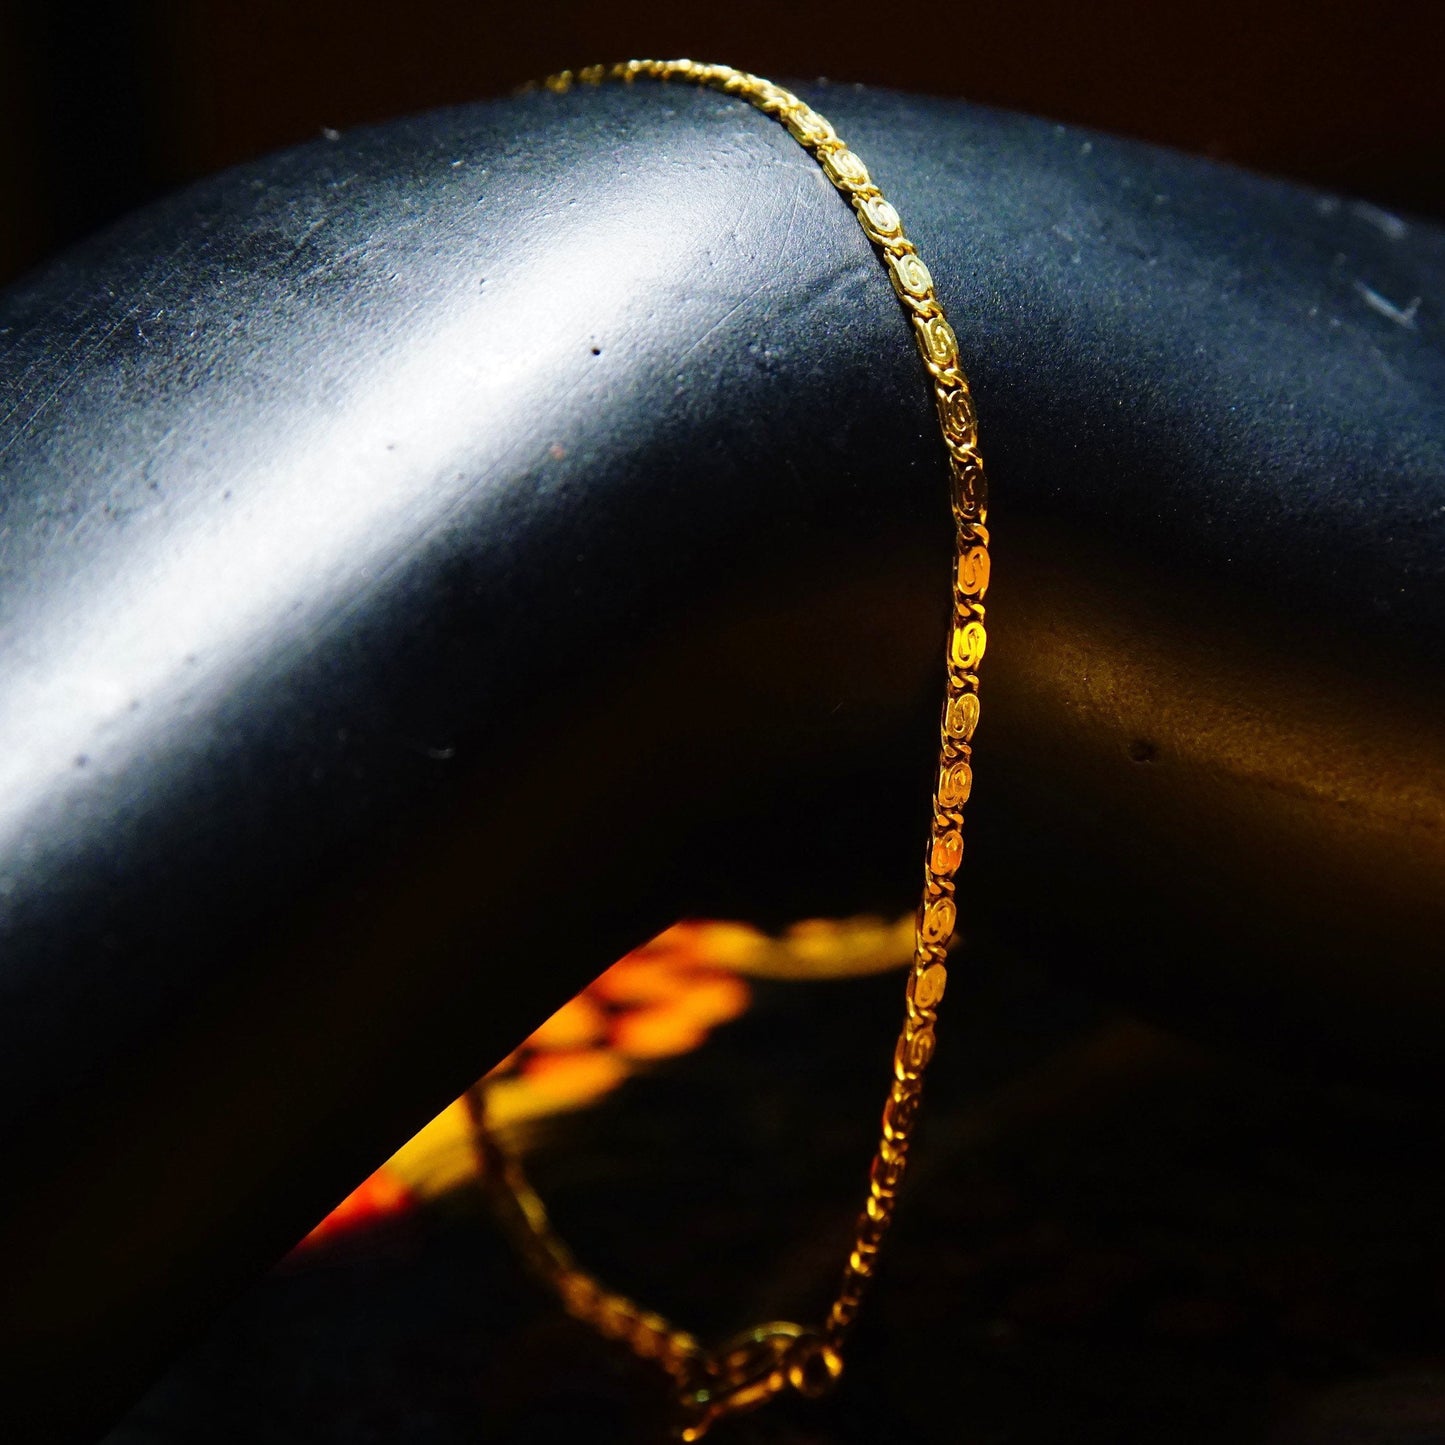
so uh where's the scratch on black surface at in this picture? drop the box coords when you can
[0,257,188,463]
[1352,280,1421,329]
[674,291,761,367]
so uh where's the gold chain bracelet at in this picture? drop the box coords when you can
[466,59,991,1441]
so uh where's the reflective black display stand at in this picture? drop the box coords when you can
[1,83,1442,1442]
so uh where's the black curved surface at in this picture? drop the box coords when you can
[0,81,1441,1441]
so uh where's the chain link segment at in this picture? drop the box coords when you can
[468,59,992,1440]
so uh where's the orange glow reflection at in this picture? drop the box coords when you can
[297,913,912,1249]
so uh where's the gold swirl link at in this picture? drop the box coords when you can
[946,689,981,740]
[958,542,991,596]
[938,759,974,807]
[474,60,994,1439]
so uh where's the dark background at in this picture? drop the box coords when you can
[3,1,1442,291]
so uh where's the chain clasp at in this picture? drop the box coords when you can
[677,1323,843,1440]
